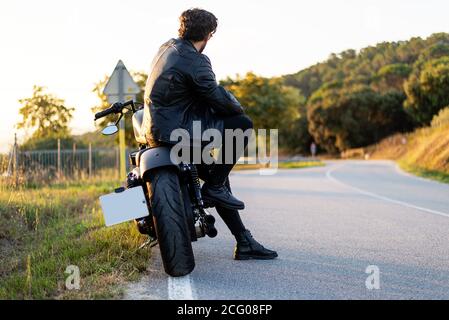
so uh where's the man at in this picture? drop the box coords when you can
[143,8,277,260]
[310,142,317,158]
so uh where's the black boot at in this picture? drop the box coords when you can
[201,182,245,210]
[234,230,278,260]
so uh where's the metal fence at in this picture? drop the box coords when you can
[0,141,321,185]
[1,143,126,184]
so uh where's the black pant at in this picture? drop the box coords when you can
[209,114,254,185]
[197,164,246,236]
[156,114,253,237]
[197,114,253,236]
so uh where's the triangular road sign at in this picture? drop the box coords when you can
[103,60,140,103]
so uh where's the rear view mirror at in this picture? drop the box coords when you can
[101,125,119,136]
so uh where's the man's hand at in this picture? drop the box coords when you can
[227,92,244,113]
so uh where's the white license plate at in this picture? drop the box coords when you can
[99,187,150,227]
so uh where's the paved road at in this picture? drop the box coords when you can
[125,160,449,300]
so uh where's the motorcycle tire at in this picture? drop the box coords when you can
[146,167,195,277]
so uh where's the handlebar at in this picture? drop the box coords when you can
[94,100,135,120]
[94,108,114,120]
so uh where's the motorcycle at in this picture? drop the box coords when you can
[94,100,218,277]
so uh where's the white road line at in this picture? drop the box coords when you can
[168,275,195,300]
[326,164,449,219]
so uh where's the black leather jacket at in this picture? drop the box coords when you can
[143,38,243,146]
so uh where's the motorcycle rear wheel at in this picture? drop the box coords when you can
[146,167,195,277]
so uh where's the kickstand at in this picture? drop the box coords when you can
[139,236,158,249]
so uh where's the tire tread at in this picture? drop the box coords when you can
[146,168,195,276]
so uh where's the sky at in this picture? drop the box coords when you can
[1,0,449,152]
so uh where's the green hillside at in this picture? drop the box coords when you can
[283,32,449,154]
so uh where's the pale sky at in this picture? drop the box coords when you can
[1,0,449,152]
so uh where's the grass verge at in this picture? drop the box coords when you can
[234,160,324,171]
[398,161,449,184]
[277,161,325,169]
[0,180,151,299]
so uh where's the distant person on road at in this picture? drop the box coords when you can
[143,8,277,260]
[310,142,317,158]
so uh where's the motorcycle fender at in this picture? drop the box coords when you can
[138,146,179,178]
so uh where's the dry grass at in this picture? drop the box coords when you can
[0,180,151,299]
[235,160,324,171]
[366,108,449,183]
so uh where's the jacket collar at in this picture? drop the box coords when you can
[178,38,198,53]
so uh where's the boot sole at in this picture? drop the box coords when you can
[234,254,278,260]
[202,196,245,211]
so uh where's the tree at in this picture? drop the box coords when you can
[91,71,147,147]
[20,134,78,150]
[17,85,74,138]
[17,86,74,149]
[221,72,309,151]
[373,63,412,91]
[307,86,411,153]
[404,56,449,124]
[281,116,313,154]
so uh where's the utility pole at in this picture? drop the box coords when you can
[118,64,126,181]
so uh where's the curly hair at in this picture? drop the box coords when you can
[178,8,218,42]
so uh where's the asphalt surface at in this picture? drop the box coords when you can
[125,160,449,300]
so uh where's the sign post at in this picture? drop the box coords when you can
[103,60,140,180]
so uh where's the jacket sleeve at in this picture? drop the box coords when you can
[191,55,244,116]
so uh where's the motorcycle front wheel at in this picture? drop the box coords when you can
[145,167,195,277]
